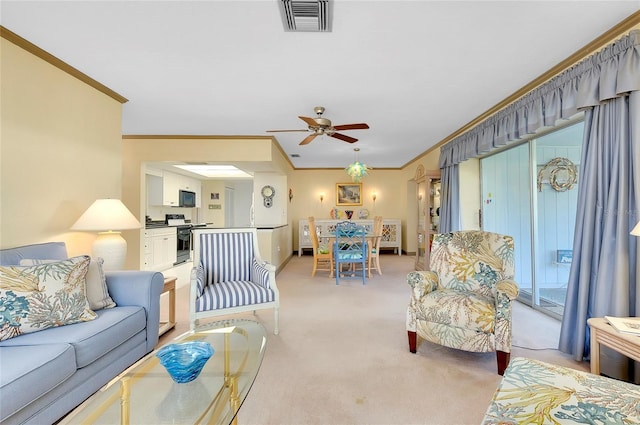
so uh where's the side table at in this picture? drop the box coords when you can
[159,276,177,336]
[587,317,640,375]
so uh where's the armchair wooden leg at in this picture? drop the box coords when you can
[408,330,417,353]
[497,351,510,375]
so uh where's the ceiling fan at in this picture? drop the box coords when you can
[267,106,370,145]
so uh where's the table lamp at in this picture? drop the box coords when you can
[71,199,142,270]
[632,220,640,237]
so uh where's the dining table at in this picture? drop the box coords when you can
[319,230,382,279]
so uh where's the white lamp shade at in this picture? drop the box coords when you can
[632,220,640,237]
[71,199,141,271]
[71,199,141,231]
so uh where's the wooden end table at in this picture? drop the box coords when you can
[587,317,640,375]
[159,276,177,336]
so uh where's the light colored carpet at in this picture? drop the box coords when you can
[159,254,588,425]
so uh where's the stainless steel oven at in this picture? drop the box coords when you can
[166,214,207,265]
[176,225,192,264]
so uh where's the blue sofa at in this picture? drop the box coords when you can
[0,242,164,424]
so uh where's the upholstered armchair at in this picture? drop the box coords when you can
[406,231,519,375]
[189,228,280,334]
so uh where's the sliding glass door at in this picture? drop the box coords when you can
[481,143,533,305]
[481,122,583,318]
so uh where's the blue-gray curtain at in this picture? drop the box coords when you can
[439,164,459,232]
[559,91,640,361]
[439,30,640,362]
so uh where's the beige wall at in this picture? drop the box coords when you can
[200,180,227,224]
[286,147,441,254]
[0,37,124,256]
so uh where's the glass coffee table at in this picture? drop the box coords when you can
[61,319,267,425]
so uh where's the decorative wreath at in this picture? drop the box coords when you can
[537,157,578,192]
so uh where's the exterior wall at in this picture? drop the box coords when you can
[0,37,123,257]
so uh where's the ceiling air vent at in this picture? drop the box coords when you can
[278,0,332,32]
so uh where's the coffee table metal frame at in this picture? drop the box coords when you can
[61,319,267,425]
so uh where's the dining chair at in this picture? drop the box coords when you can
[366,215,384,277]
[308,216,333,277]
[333,221,368,285]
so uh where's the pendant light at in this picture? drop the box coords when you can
[345,148,370,182]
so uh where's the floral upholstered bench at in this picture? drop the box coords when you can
[482,357,640,424]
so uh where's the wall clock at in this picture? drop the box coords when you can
[261,185,275,208]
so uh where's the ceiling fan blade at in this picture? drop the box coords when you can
[333,123,370,131]
[298,116,318,127]
[266,129,309,132]
[330,133,358,143]
[299,134,318,145]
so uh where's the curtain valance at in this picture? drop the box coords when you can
[440,30,640,168]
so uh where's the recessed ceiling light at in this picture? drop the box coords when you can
[174,164,252,178]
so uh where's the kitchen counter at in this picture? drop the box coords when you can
[145,222,211,229]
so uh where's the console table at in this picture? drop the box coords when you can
[299,218,401,256]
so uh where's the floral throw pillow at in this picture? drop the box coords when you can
[0,255,96,341]
[20,257,116,310]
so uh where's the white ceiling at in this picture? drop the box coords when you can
[2,1,639,170]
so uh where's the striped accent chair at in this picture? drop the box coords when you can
[189,228,280,334]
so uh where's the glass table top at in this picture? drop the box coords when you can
[61,319,267,425]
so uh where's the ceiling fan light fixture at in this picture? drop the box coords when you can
[267,106,369,146]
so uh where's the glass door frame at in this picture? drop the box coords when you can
[479,117,583,320]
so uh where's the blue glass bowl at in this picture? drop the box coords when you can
[156,341,214,383]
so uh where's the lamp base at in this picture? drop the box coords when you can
[93,231,127,271]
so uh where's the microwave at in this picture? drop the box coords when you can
[179,190,196,208]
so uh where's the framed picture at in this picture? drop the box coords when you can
[336,183,362,206]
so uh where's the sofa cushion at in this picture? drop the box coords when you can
[0,306,146,368]
[0,255,96,341]
[420,289,496,333]
[197,280,276,311]
[0,343,76,420]
[20,257,116,311]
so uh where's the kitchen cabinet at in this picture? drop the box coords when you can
[415,170,441,271]
[161,172,180,206]
[147,169,201,207]
[144,227,177,271]
[177,174,202,208]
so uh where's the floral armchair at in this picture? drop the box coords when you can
[406,231,519,375]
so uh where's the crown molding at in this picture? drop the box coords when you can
[405,10,640,167]
[1,26,127,104]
